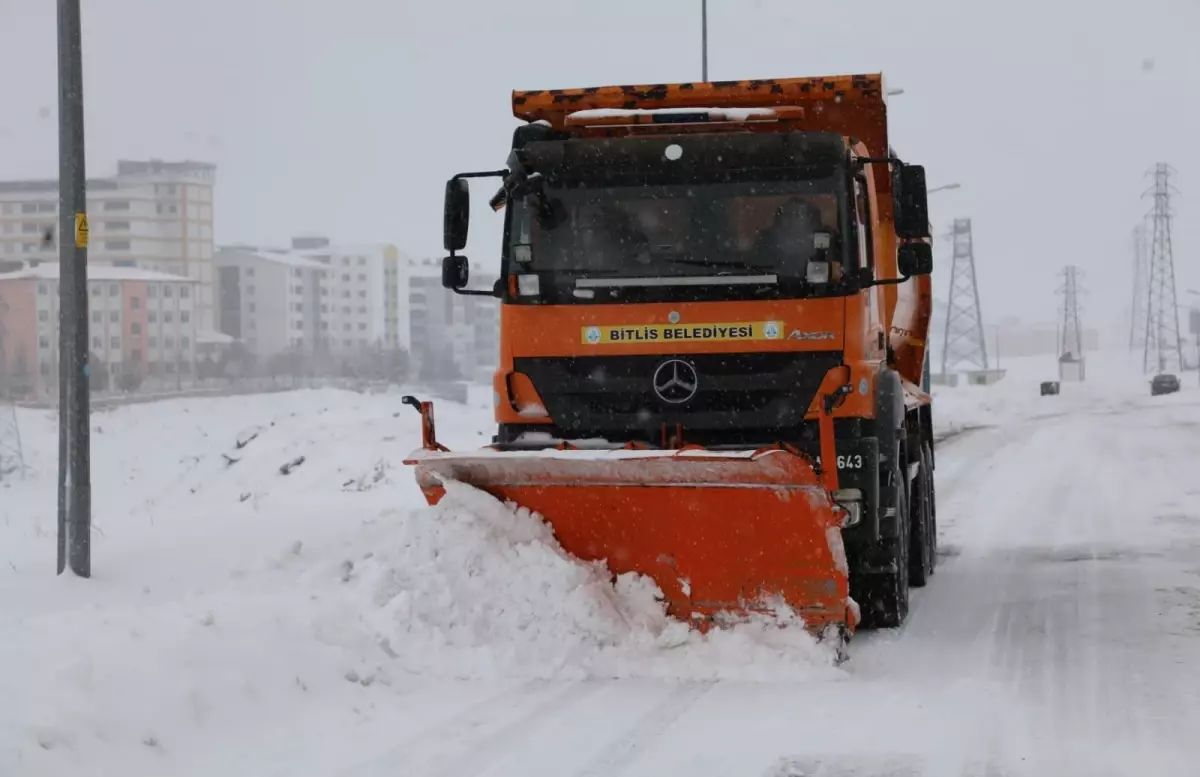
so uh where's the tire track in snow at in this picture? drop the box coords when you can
[570,682,715,777]
[336,678,555,777]
[426,679,608,777]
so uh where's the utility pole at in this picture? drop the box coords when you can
[1142,163,1183,375]
[940,218,989,375]
[1129,223,1148,351]
[57,0,91,577]
[1057,265,1086,382]
[701,0,709,82]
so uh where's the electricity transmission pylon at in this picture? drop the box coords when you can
[940,217,989,374]
[1128,223,1149,351]
[1142,163,1183,374]
[1058,265,1086,381]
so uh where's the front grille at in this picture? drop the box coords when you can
[514,351,843,440]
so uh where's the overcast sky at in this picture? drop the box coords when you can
[2,0,1199,337]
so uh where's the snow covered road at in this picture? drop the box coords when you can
[3,362,1200,776]
[335,400,1200,777]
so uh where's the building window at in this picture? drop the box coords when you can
[148,285,157,298]
[343,323,351,332]
[131,323,141,335]
[102,200,131,211]
[21,203,38,214]
[294,321,303,330]
[110,336,120,348]
[92,336,101,349]
[131,297,140,310]
[105,221,130,232]
[358,257,366,265]
[164,311,173,323]
[109,311,119,322]
[246,285,254,295]
[180,311,190,323]
[148,311,157,323]
[90,284,100,296]
[148,336,157,347]
[164,336,174,347]
[104,240,131,251]
[358,323,367,331]
[38,336,49,349]
[181,337,190,348]
[245,267,254,277]
[37,310,49,322]
[358,291,366,298]
[163,285,173,298]
[179,285,190,299]
[342,306,350,314]
[248,303,256,313]
[38,283,47,295]
[357,274,367,282]
[131,349,142,363]
[91,311,100,323]
[358,306,367,314]
[109,284,119,296]
[320,304,327,313]
[23,222,42,234]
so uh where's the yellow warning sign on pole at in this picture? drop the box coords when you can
[74,212,88,248]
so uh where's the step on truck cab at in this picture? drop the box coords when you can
[406,73,939,643]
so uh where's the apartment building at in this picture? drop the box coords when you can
[214,238,406,360]
[213,246,326,357]
[0,262,199,393]
[404,257,499,381]
[0,159,217,331]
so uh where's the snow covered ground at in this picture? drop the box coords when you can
[2,351,1199,776]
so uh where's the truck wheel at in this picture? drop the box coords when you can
[923,442,938,574]
[854,466,911,628]
[908,443,934,587]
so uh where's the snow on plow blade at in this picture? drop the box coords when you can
[405,446,857,636]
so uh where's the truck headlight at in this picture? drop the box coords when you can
[517,274,540,296]
[833,488,863,528]
[806,261,830,284]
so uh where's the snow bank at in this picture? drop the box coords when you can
[319,480,841,682]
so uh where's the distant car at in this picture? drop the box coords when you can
[1040,381,1060,396]
[1151,373,1181,396]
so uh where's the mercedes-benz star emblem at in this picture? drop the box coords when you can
[652,359,699,404]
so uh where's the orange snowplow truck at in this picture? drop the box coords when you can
[405,73,937,649]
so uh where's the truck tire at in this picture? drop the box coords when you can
[854,463,911,628]
[908,442,934,587]
[923,441,938,574]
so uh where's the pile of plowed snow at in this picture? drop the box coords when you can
[310,480,841,681]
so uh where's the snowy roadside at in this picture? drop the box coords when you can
[4,354,1193,776]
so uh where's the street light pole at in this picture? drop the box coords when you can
[701,0,708,82]
[56,0,91,577]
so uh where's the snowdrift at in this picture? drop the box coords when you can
[320,479,841,681]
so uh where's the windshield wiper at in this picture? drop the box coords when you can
[667,257,775,273]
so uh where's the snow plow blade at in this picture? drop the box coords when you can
[404,445,857,637]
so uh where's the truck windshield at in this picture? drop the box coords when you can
[506,176,852,304]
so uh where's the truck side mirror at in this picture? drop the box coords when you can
[444,178,470,252]
[898,243,933,277]
[893,165,931,240]
[442,255,469,290]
